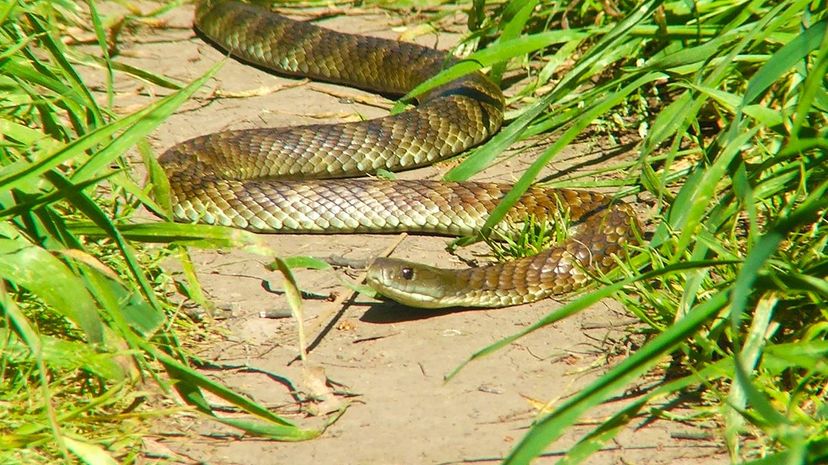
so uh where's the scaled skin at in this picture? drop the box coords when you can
[164,0,639,309]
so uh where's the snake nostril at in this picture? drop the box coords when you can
[401,267,415,280]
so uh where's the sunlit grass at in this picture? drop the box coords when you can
[440,0,827,463]
[0,1,319,463]
[1,0,826,464]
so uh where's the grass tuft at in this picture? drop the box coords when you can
[444,0,827,463]
[0,2,321,463]
[1,0,826,463]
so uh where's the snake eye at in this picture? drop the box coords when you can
[400,267,415,280]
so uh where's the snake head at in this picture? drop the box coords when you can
[366,258,456,309]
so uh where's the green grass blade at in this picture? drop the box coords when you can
[397,29,589,112]
[0,61,221,193]
[153,349,322,440]
[503,292,729,464]
[671,128,758,256]
[467,72,664,243]
[445,0,662,182]
[0,237,103,344]
[271,257,307,361]
[489,0,539,83]
[67,222,274,254]
[24,12,104,127]
[71,61,222,182]
[83,0,114,110]
[446,260,737,380]
[741,19,826,106]
[558,358,734,465]
[63,436,118,465]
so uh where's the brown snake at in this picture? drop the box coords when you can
[160,0,639,308]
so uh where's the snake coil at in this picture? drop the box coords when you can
[160,0,639,308]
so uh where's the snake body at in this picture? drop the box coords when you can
[161,0,638,308]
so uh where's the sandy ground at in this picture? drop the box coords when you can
[85,2,727,464]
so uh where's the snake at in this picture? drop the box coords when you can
[160,0,639,308]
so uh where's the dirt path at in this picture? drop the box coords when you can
[101,3,726,464]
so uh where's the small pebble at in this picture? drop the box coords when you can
[478,384,504,394]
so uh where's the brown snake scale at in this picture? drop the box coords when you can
[160,0,639,308]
